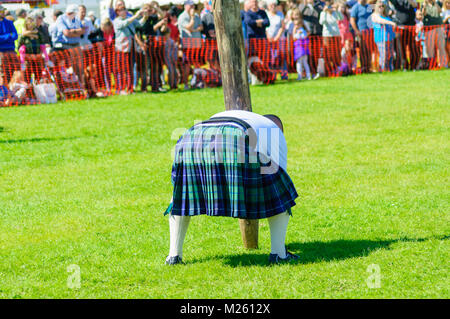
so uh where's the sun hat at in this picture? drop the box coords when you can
[66,4,78,14]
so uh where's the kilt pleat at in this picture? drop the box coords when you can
[166,123,298,219]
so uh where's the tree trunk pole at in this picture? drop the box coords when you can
[213,0,258,249]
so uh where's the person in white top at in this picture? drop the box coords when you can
[78,5,95,47]
[211,110,288,173]
[319,0,343,76]
[266,0,289,79]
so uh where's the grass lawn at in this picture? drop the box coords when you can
[0,70,449,299]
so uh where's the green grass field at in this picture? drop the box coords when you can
[0,70,449,298]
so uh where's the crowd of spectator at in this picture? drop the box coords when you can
[0,0,449,106]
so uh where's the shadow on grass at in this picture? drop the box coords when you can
[187,235,449,267]
[0,135,95,144]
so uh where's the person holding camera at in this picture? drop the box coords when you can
[178,0,203,90]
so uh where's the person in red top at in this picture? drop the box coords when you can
[167,9,180,43]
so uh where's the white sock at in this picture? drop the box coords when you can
[268,212,290,258]
[169,214,191,258]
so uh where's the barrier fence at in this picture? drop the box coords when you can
[0,24,448,107]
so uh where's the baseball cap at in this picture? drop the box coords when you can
[88,11,95,17]
[66,4,78,14]
[184,0,195,5]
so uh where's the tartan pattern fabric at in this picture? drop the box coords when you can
[165,122,298,219]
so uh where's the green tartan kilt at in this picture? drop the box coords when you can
[165,123,298,219]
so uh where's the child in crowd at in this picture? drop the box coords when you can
[337,1,353,46]
[338,39,357,75]
[292,9,311,81]
[162,26,179,90]
[415,10,429,70]
[8,71,31,105]
[0,77,12,107]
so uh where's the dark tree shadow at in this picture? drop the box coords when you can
[186,235,449,267]
[0,135,95,144]
[0,127,5,133]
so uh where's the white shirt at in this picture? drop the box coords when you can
[210,110,288,172]
[319,11,342,37]
[80,17,95,46]
[266,12,283,39]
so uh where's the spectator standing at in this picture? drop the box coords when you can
[266,0,288,79]
[49,10,63,49]
[113,7,143,95]
[241,0,251,40]
[415,9,429,69]
[167,8,180,43]
[299,0,323,78]
[162,26,179,89]
[88,18,115,92]
[78,5,95,47]
[32,11,51,49]
[244,0,271,39]
[54,5,84,50]
[14,8,27,51]
[201,1,216,39]
[422,0,448,68]
[337,1,353,45]
[54,5,85,89]
[17,17,52,82]
[245,0,279,84]
[320,0,343,76]
[0,4,19,84]
[299,0,323,35]
[371,1,397,71]
[350,0,373,72]
[138,3,168,92]
[267,0,285,42]
[285,0,299,26]
[88,11,101,30]
[389,0,420,70]
[178,0,203,90]
[109,0,132,21]
[178,1,203,39]
[292,8,312,80]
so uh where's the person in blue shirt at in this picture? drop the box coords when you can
[108,0,133,21]
[244,0,270,39]
[372,1,397,72]
[54,5,86,89]
[54,5,85,50]
[49,10,64,50]
[0,4,19,84]
[350,0,373,72]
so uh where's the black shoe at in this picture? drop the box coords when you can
[268,248,299,264]
[165,255,183,265]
